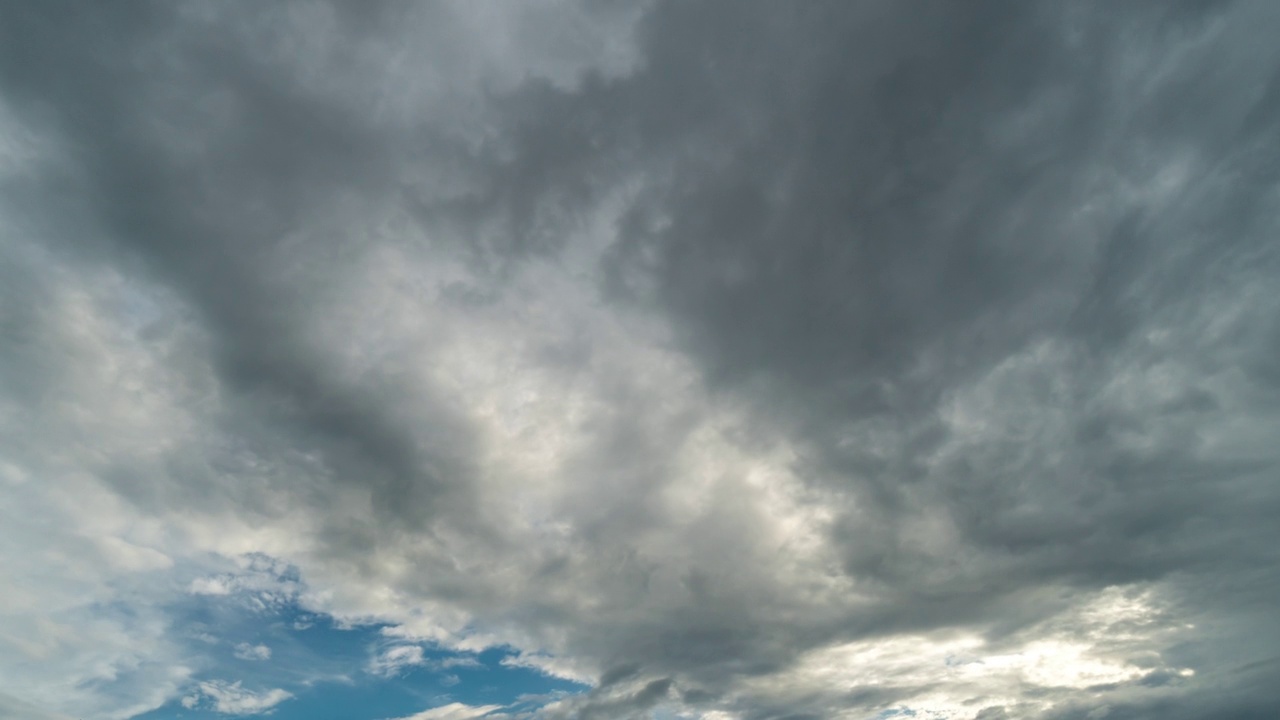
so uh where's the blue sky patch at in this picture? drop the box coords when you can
[132,576,585,720]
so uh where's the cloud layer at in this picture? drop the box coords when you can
[2,1,1279,719]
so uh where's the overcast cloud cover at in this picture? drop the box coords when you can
[2,1,1279,719]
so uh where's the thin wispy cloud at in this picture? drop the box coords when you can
[184,682,293,716]
[234,643,272,662]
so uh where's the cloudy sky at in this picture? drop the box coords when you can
[2,1,1279,719]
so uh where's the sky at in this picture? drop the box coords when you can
[1,1,1278,719]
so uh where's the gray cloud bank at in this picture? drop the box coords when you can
[1,1,1279,718]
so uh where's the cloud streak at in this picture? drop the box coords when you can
[184,681,293,716]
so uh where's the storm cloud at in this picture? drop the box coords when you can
[1,1,1278,719]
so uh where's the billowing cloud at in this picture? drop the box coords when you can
[1,1,1278,719]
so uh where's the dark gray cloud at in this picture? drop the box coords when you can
[1,1,1278,719]
[1,1,471,529]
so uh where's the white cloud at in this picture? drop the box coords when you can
[499,653,594,686]
[187,681,293,715]
[189,577,235,596]
[368,645,427,677]
[435,655,483,670]
[0,235,205,719]
[0,692,77,720]
[389,702,505,720]
[233,642,271,661]
[728,586,1197,718]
